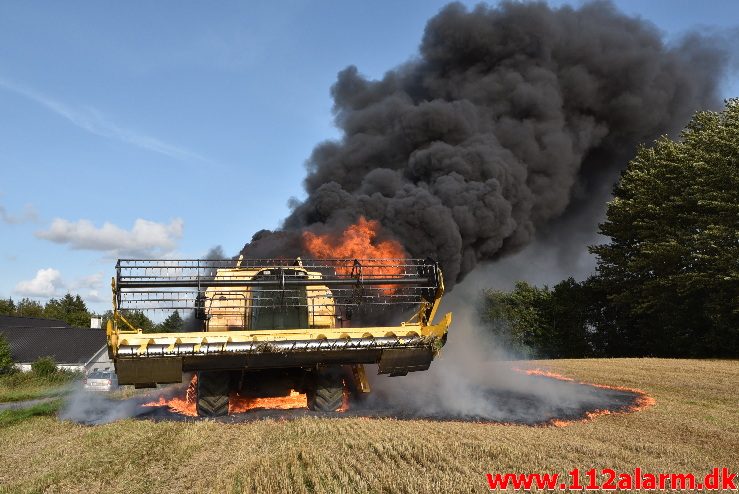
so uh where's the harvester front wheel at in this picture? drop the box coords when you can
[308,366,344,412]
[196,371,229,417]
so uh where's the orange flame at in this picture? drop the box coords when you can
[229,390,307,414]
[143,375,354,416]
[142,375,198,416]
[515,367,656,427]
[339,384,350,412]
[302,216,407,265]
[302,217,407,293]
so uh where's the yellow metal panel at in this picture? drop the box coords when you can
[352,364,371,393]
[113,316,447,350]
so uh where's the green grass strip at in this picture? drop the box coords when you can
[0,400,61,428]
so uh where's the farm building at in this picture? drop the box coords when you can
[0,315,112,373]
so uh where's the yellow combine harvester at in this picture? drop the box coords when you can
[106,258,452,416]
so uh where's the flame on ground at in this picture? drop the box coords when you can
[142,375,198,416]
[229,390,308,414]
[142,375,350,416]
[140,369,650,425]
[515,367,656,427]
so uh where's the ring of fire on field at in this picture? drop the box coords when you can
[513,368,655,427]
[140,367,654,426]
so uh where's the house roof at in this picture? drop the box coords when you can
[0,315,70,329]
[0,326,106,365]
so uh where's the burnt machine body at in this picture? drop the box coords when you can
[107,258,452,416]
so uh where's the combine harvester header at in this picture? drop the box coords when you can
[107,257,452,416]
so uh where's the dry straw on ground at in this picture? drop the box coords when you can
[0,358,736,493]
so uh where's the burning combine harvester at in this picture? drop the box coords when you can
[106,258,452,417]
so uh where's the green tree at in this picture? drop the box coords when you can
[16,298,44,318]
[0,333,14,373]
[157,311,184,333]
[480,282,553,357]
[121,311,156,333]
[101,310,114,330]
[43,294,92,327]
[590,99,739,357]
[549,278,594,358]
[0,298,15,316]
[101,309,153,332]
[577,275,625,357]
[62,294,92,327]
[480,279,596,358]
[42,298,64,321]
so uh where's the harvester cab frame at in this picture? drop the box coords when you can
[107,258,452,416]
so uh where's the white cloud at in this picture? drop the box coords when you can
[36,218,184,257]
[86,289,105,304]
[0,203,38,224]
[0,77,206,162]
[73,272,104,290]
[72,273,107,304]
[14,270,109,306]
[15,268,64,297]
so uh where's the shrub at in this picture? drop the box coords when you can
[31,357,57,377]
[0,334,13,374]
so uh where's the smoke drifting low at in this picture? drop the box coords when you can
[59,386,152,424]
[242,0,727,288]
[59,382,191,425]
[358,279,632,422]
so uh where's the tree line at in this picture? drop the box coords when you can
[0,295,185,334]
[0,294,93,328]
[100,310,185,334]
[481,100,738,358]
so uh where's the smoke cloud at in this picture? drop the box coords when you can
[361,277,639,422]
[242,1,727,288]
[59,386,151,424]
[59,382,189,425]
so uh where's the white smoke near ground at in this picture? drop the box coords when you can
[58,381,188,425]
[363,272,634,423]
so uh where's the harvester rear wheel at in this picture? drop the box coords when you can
[308,366,344,412]
[196,371,229,417]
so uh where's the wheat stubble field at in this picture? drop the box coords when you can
[0,358,736,493]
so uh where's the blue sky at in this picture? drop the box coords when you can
[1,0,737,313]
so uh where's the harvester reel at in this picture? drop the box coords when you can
[197,371,230,417]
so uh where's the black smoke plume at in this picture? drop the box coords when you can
[242,1,727,288]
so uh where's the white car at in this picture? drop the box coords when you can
[84,371,118,392]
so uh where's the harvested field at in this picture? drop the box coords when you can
[0,358,736,493]
[63,367,648,426]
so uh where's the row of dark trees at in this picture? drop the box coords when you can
[480,100,738,358]
[0,294,93,328]
[0,294,186,334]
[100,310,185,334]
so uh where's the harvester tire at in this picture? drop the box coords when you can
[308,367,344,412]
[197,371,229,417]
